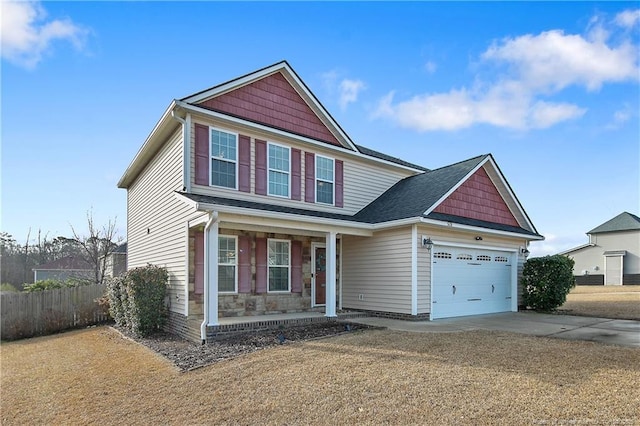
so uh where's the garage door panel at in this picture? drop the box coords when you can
[432,246,514,319]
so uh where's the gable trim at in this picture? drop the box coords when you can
[423,155,537,233]
[181,61,358,152]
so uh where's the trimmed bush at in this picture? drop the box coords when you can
[522,255,576,311]
[106,264,168,337]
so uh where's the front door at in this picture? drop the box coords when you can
[313,245,326,306]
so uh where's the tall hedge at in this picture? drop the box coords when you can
[522,255,576,311]
[106,264,168,337]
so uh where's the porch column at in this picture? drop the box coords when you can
[205,221,219,326]
[325,231,337,317]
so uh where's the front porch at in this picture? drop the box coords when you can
[171,310,368,343]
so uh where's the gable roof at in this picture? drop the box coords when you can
[181,60,358,151]
[588,212,640,234]
[354,155,486,223]
[119,62,427,189]
[33,256,93,272]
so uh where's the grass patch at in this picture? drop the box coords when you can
[559,285,640,320]
[2,326,639,425]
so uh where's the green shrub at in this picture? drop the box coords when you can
[106,264,168,337]
[106,275,129,328]
[23,279,67,292]
[23,278,92,293]
[522,255,576,311]
[0,283,19,292]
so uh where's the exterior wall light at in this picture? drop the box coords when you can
[422,236,433,250]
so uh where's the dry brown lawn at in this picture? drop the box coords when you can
[2,326,639,425]
[560,285,640,320]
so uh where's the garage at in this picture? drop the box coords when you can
[431,246,515,320]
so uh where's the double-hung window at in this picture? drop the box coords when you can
[218,236,237,293]
[316,155,334,205]
[210,129,237,189]
[268,143,290,197]
[268,239,290,292]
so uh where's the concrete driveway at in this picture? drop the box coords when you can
[348,312,640,348]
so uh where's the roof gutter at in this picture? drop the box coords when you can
[419,217,545,241]
[201,210,219,343]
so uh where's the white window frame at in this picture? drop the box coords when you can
[267,142,291,198]
[209,127,239,190]
[218,235,238,294]
[315,154,335,205]
[267,238,291,293]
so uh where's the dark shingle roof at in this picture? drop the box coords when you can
[355,145,429,172]
[353,155,487,223]
[178,193,358,222]
[177,153,541,238]
[588,212,640,234]
[113,242,127,253]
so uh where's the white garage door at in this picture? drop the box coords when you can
[432,246,514,319]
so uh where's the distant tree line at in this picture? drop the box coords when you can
[1,212,120,290]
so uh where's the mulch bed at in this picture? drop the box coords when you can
[115,321,375,372]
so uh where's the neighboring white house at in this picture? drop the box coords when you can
[560,212,640,285]
[117,61,543,342]
[101,242,127,279]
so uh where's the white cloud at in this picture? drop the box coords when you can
[606,103,635,129]
[482,29,639,92]
[615,9,640,29]
[338,79,365,110]
[374,81,585,131]
[374,12,638,132]
[1,1,88,69]
[424,61,437,74]
[529,101,586,129]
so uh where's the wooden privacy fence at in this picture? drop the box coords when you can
[1,284,111,340]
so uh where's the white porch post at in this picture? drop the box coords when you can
[325,231,337,317]
[205,221,219,326]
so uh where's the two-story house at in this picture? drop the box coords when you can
[118,61,543,342]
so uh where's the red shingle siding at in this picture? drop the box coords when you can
[433,167,519,227]
[197,72,341,147]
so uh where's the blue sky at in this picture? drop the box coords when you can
[1,1,638,257]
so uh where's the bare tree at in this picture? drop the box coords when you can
[70,211,120,285]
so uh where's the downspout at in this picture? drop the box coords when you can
[171,108,191,193]
[200,210,218,343]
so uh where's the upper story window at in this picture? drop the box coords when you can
[316,155,334,205]
[268,143,290,197]
[210,129,237,189]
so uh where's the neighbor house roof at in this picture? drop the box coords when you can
[588,212,640,234]
[112,242,127,254]
[32,256,93,272]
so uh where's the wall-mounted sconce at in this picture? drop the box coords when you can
[475,236,483,241]
[422,236,433,250]
[520,247,530,257]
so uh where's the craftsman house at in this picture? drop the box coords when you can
[118,61,543,341]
